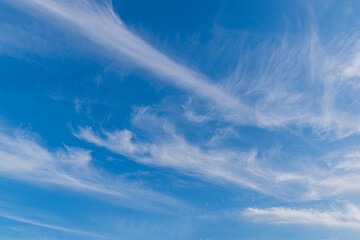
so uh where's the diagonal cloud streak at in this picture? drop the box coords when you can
[5,0,259,124]
[242,203,360,229]
[0,125,185,212]
[5,0,360,139]
[0,211,104,238]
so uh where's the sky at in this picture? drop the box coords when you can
[1,0,360,239]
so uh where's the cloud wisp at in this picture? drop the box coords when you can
[0,125,183,212]
[242,203,360,229]
[4,0,360,139]
[73,108,360,202]
[0,211,103,238]
[73,109,306,200]
[4,0,360,232]
[75,125,264,191]
[4,0,257,124]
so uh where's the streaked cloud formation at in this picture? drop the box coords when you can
[75,113,360,202]
[1,0,360,239]
[6,0,256,123]
[242,203,360,229]
[6,0,360,140]
[0,211,99,237]
[0,125,182,211]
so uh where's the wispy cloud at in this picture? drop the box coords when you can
[75,125,263,191]
[5,0,360,139]
[0,211,103,238]
[4,0,360,237]
[224,28,360,138]
[4,0,257,123]
[74,109,303,198]
[242,203,360,229]
[0,125,183,212]
[73,108,360,202]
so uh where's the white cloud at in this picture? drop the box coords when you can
[0,126,183,211]
[75,126,265,191]
[300,150,360,200]
[5,0,360,139]
[4,0,360,213]
[74,109,360,202]
[4,0,257,124]
[74,113,307,198]
[0,211,101,237]
[242,203,360,229]
[3,1,360,233]
[225,30,360,138]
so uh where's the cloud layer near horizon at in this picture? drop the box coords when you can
[242,203,360,229]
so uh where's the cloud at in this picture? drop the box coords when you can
[4,0,360,210]
[299,149,360,200]
[224,29,360,138]
[3,0,257,123]
[74,110,306,198]
[0,211,102,238]
[75,125,264,191]
[4,0,360,139]
[73,108,360,202]
[0,126,183,212]
[3,0,360,235]
[242,203,360,229]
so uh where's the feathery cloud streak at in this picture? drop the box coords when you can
[0,211,101,237]
[242,203,360,229]
[73,109,307,200]
[5,0,257,123]
[5,0,360,139]
[75,110,360,201]
[0,126,182,211]
[75,126,265,191]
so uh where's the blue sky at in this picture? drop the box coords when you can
[1,0,360,239]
